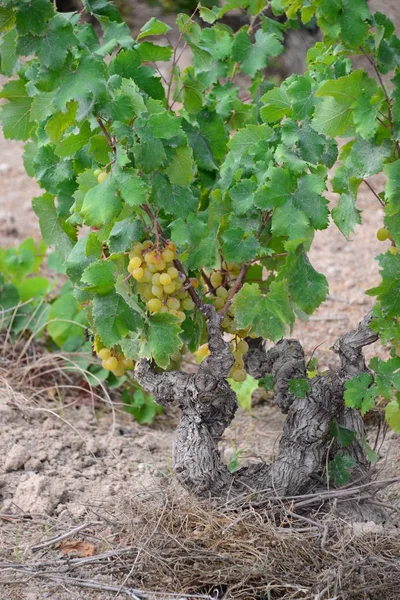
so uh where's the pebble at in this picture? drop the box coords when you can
[4,444,31,472]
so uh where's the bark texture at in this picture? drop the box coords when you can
[135,309,379,502]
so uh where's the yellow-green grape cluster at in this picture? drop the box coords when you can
[205,265,250,338]
[127,241,195,321]
[93,168,108,183]
[229,338,249,382]
[97,347,134,377]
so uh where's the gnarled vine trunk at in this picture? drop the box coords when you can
[135,307,379,503]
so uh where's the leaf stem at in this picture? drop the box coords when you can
[362,178,385,207]
[96,117,114,151]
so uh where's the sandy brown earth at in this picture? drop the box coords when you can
[1,2,400,599]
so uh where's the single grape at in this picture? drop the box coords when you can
[210,271,223,287]
[97,171,108,183]
[147,298,162,313]
[129,256,142,269]
[167,297,180,311]
[159,273,172,286]
[166,241,176,253]
[93,168,102,177]
[163,282,176,294]
[189,277,199,288]
[162,248,175,262]
[388,246,398,255]
[131,267,144,280]
[181,297,195,311]
[154,258,166,271]
[122,358,134,369]
[214,297,225,310]
[152,273,161,285]
[142,240,153,249]
[139,284,153,300]
[167,267,179,279]
[142,269,153,283]
[151,285,164,298]
[377,227,390,241]
[216,286,228,299]
[144,250,156,264]
[113,365,126,377]
[103,356,119,371]
[237,340,249,354]
[98,348,111,360]
[231,369,246,382]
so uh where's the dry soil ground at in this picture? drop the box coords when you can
[1,2,400,599]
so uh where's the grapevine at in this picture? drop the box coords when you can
[1,0,400,493]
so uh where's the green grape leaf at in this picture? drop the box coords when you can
[147,110,182,139]
[30,90,57,122]
[81,260,115,295]
[0,28,18,76]
[232,29,283,77]
[182,70,205,114]
[288,378,311,398]
[32,193,74,260]
[55,121,92,158]
[80,175,122,227]
[45,101,77,143]
[166,146,196,186]
[344,372,378,415]
[222,227,259,262]
[0,79,34,140]
[384,160,400,216]
[66,236,97,283]
[115,275,146,318]
[233,281,295,341]
[151,173,198,218]
[229,374,259,410]
[370,357,400,399]
[329,419,357,448]
[23,13,77,71]
[15,276,50,303]
[107,218,144,253]
[229,180,256,215]
[227,124,273,156]
[260,85,291,123]
[199,7,217,24]
[15,0,54,36]
[55,55,107,115]
[122,389,161,425]
[137,17,171,40]
[328,451,357,487]
[145,313,182,368]
[332,193,361,239]
[117,168,151,206]
[254,168,296,210]
[279,249,328,314]
[287,76,315,120]
[170,214,217,269]
[367,253,400,318]
[137,42,173,62]
[349,138,392,177]
[385,399,400,433]
[47,293,86,348]
[0,7,15,33]
[93,291,142,347]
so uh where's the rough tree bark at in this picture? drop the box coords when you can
[135,308,379,502]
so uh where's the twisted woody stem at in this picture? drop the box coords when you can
[135,310,379,501]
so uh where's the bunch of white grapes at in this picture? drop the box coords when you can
[127,241,195,320]
[96,346,134,377]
